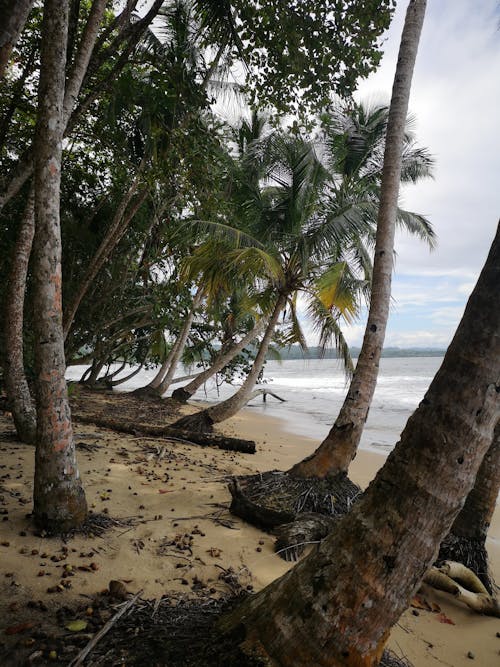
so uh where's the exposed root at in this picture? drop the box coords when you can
[438,532,495,594]
[274,512,338,561]
[171,410,214,433]
[424,562,500,617]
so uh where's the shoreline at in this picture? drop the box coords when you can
[0,402,499,665]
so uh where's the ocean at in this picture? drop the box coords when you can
[67,356,444,456]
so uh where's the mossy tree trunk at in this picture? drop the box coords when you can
[32,0,87,533]
[290,0,427,479]
[221,218,500,667]
[3,185,37,444]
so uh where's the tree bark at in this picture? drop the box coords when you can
[32,0,87,533]
[171,318,267,403]
[0,0,107,210]
[220,217,500,666]
[172,293,287,430]
[450,421,500,542]
[63,178,148,339]
[290,0,427,479]
[0,0,35,79]
[154,288,203,396]
[3,185,37,444]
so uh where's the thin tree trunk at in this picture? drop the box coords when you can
[62,0,108,127]
[173,294,286,430]
[451,421,500,542]
[0,0,35,79]
[106,360,145,387]
[155,288,203,396]
[32,0,87,533]
[63,179,148,339]
[290,0,427,479]
[0,0,107,210]
[171,318,267,403]
[220,217,500,666]
[3,185,37,444]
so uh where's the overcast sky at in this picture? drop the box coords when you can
[302,0,500,349]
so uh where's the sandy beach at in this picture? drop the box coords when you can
[0,402,499,665]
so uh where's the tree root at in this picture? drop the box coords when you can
[424,561,500,617]
[274,513,338,561]
[170,410,214,433]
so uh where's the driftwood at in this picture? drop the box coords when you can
[73,414,256,454]
[424,561,500,617]
[245,388,287,404]
[274,513,339,561]
[228,479,295,531]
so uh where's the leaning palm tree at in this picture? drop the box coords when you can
[173,99,434,432]
[290,0,429,479]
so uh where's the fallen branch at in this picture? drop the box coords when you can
[69,589,143,666]
[228,479,295,531]
[73,414,256,453]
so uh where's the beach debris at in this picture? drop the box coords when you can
[108,580,129,600]
[65,620,88,632]
[4,621,36,635]
[424,561,500,617]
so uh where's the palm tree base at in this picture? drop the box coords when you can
[171,409,214,432]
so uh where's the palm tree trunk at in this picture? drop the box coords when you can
[63,177,148,339]
[173,293,286,430]
[220,216,500,667]
[155,288,203,396]
[290,0,427,479]
[171,318,267,403]
[0,0,35,79]
[32,0,87,533]
[451,421,500,542]
[3,185,36,444]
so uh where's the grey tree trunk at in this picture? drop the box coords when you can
[62,0,108,126]
[171,318,267,403]
[451,421,500,542]
[0,0,35,79]
[63,179,148,339]
[155,288,203,396]
[173,293,286,430]
[221,217,500,666]
[291,0,427,479]
[32,0,87,533]
[3,185,37,443]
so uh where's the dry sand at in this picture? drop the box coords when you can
[0,404,499,665]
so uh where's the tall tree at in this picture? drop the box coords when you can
[220,220,500,666]
[0,0,35,79]
[291,0,428,479]
[32,0,87,532]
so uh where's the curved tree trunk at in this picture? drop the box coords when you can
[0,0,35,79]
[290,0,427,479]
[63,179,148,339]
[155,288,203,396]
[173,293,286,430]
[3,185,37,444]
[136,336,182,394]
[106,360,146,387]
[32,0,87,533]
[171,317,267,403]
[450,421,500,542]
[220,215,500,667]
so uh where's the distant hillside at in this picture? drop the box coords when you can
[273,345,445,360]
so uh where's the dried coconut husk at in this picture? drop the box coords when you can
[232,470,362,520]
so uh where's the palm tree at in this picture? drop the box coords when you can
[219,215,499,667]
[290,0,429,478]
[173,100,433,431]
